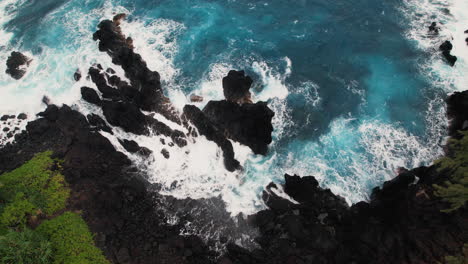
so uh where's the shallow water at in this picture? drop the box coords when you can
[0,0,466,215]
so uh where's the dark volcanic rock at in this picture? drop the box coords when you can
[101,100,186,146]
[203,100,274,155]
[88,67,120,99]
[101,101,148,135]
[1,115,13,121]
[74,69,82,81]
[223,70,253,104]
[86,114,112,134]
[439,40,457,66]
[6,51,31,80]
[119,139,152,156]
[161,148,170,159]
[183,105,240,171]
[17,113,27,120]
[225,171,467,264]
[92,17,180,123]
[81,87,102,105]
[0,105,213,264]
[428,22,439,34]
[446,90,468,137]
[42,96,51,106]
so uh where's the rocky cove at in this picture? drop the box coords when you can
[0,15,467,264]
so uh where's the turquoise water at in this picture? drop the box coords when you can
[0,0,453,214]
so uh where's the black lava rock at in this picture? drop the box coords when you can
[439,40,457,66]
[81,87,102,105]
[6,51,31,80]
[223,70,253,103]
[203,100,274,155]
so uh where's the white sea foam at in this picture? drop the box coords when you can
[120,18,185,83]
[0,0,130,116]
[402,0,468,92]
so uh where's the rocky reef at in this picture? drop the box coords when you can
[0,15,466,264]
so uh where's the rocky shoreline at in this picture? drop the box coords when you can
[0,15,467,264]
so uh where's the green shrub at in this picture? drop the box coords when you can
[443,244,468,264]
[0,228,52,264]
[36,212,109,264]
[434,131,468,212]
[0,151,70,228]
[0,194,35,229]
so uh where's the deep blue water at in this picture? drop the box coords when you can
[0,0,449,213]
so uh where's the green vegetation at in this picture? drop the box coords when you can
[434,131,468,212]
[36,212,109,264]
[443,244,468,264]
[0,229,52,264]
[0,151,109,264]
[0,151,69,229]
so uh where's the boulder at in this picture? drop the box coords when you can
[17,113,27,120]
[203,100,274,155]
[428,22,439,33]
[222,70,253,104]
[81,87,102,105]
[74,69,82,81]
[189,94,204,102]
[6,51,31,80]
[439,40,457,66]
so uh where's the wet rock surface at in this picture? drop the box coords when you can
[5,51,32,80]
[439,40,457,66]
[0,16,466,264]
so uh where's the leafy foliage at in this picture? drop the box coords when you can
[434,131,468,212]
[0,228,52,264]
[0,194,36,228]
[0,151,70,228]
[36,212,109,264]
[0,152,109,263]
[443,244,468,264]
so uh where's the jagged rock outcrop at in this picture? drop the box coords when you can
[439,40,457,66]
[92,15,179,123]
[203,100,274,155]
[446,90,468,137]
[223,70,253,104]
[6,51,32,80]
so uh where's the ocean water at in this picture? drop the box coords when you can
[0,0,467,216]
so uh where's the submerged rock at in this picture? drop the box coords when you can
[5,51,32,80]
[428,22,439,34]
